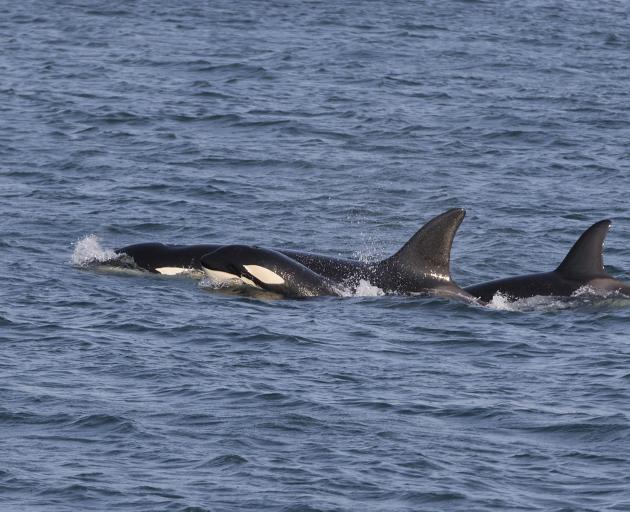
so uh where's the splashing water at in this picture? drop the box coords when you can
[349,279,385,297]
[486,285,630,313]
[72,234,118,266]
[353,243,386,264]
[487,292,571,312]
[572,285,611,299]
[199,275,244,290]
[199,275,384,299]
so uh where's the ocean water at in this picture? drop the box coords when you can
[2,1,630,510]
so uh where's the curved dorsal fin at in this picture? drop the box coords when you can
[555,219,611,277]
[383,208,465,281]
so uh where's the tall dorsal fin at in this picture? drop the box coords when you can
[555,219,611,277]
[382,208,465,281]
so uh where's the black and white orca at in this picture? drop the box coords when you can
[112,242,221,275]
[466,219,630,303]
[112,208,476,301]
[199,245,344,298]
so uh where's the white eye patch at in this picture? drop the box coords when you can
[243,265,285,285]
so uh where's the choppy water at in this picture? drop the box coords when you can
[2,1,630,510]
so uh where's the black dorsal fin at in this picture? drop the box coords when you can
[382,208,465,281]
[555,219,611,277]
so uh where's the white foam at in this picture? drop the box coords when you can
[72,234,118,266]
[571,285,612,299]
[340,279,384,297]
[487,291,583,312]
[200,271,261,290]
[487,291,519,311]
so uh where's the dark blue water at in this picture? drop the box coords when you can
[2,1,630,510]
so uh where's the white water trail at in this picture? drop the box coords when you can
[486,285,628,312]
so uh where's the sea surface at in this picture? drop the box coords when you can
[2,1,630,510]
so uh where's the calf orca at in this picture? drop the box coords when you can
[112,242,221,275]
[466,219,630,303]
[112,208,476,301]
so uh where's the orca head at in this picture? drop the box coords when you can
[200,245,342,298]
[200,245,255,286]
[114,242,220,274]
[200,245,291,289]
[113,243,170,272]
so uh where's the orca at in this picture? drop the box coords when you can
[200,245,343,298]
[112,242,221,275]
[111,208,476,302]
[465,219,630,303]
[278,208,474,301]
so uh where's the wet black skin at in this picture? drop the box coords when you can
[466,271,630,303]
[467,271,594,303]
[114,243,221,272]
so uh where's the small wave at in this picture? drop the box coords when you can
[85,9,131,16]
[69,414,137,434]
[71,234,118,266]
[199,454,248,468]
[520,419,630,442]
[0,410,72,426]
[0,315,14,327]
